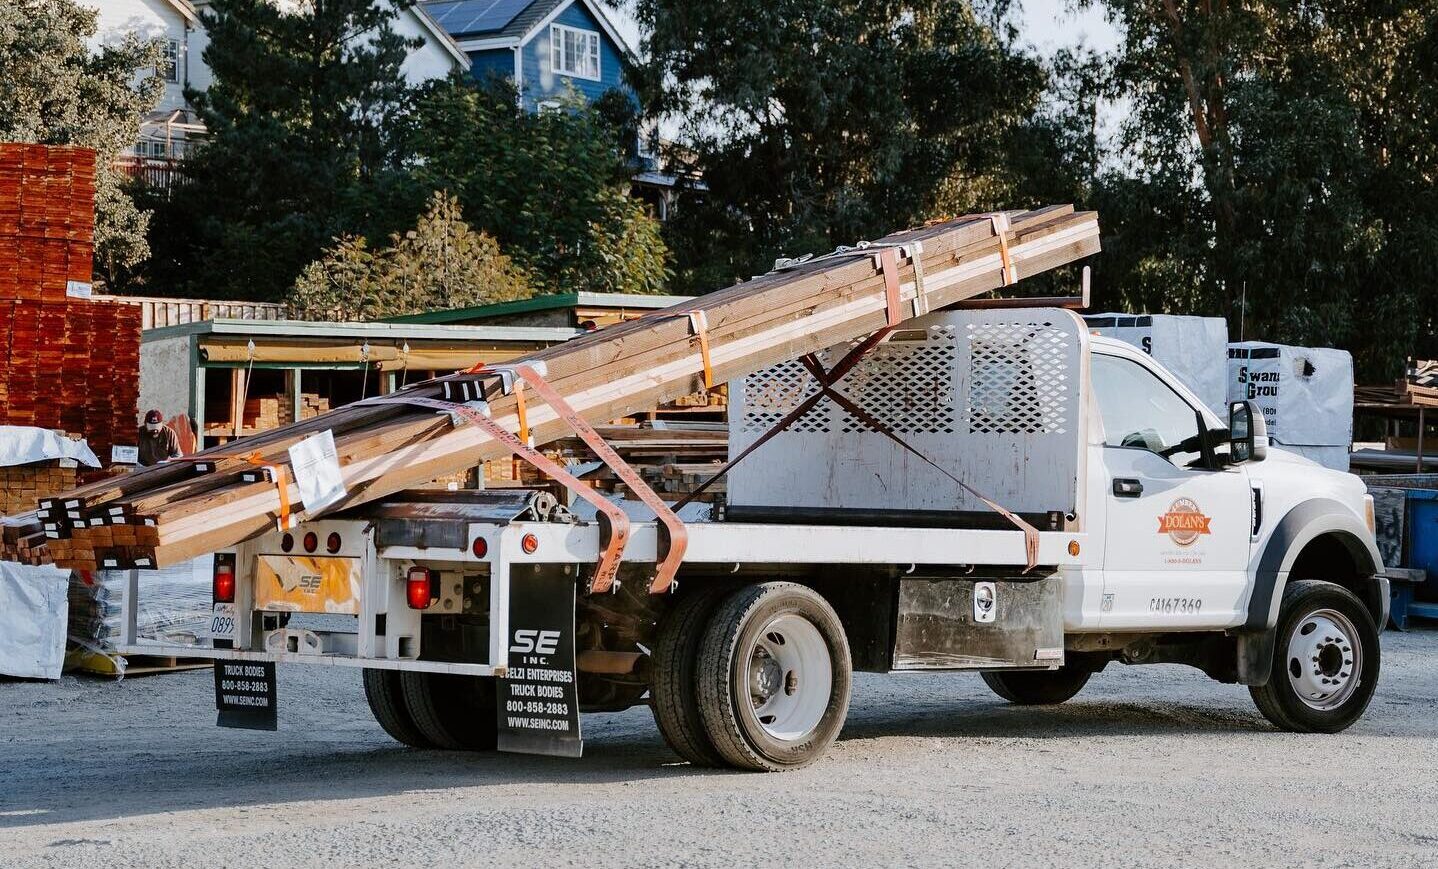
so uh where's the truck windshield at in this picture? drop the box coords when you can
[1091,352,1203,467]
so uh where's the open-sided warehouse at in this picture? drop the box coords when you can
[137,319,578,450]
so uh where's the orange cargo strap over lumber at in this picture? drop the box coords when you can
[22,206,1100,574]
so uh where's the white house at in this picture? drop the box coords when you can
[90,0,470,163]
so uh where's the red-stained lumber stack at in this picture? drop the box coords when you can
[0,143,142,465]
[0,143,95,301]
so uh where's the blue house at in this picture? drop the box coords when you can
[422,0,637,113]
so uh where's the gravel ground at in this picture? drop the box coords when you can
[2,629,1437,868]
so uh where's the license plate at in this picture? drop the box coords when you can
[253,554,361,614]
[209,602,237,640]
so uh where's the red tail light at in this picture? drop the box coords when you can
[326,532,342,554]
[280,533,294,553]
[303,531,318,553]
[521,533,539,554]
[406,566,434,609]
[472,537,488,559]
[213,559,236,603]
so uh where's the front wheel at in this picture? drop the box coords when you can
[981,667,1092,705]
[1249,580,1380,733]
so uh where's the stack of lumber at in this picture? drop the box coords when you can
[622,463,727,502]
[0,457,78,514]
[0,144,95,302]
[2,513,51,565]
[558,423,728,499]
[22,206,1100,571]
[556,423,729,464]
[0,144,142,461]
[245,397,285,431]
[299,393,332,420]
[1,300,142,458]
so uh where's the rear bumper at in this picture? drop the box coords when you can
[115,643,501,676]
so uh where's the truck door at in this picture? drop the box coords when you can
[1091,350,1251,629]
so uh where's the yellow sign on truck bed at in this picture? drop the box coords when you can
[254,554,361,614]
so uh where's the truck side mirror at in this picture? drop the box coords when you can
[1229,400,1268,464]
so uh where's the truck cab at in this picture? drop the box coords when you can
[118,308,1385,770]
[1082,335,1384,634]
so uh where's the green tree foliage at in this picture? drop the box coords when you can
[401,77,671,295]
[632,0,1053,291]
[142,0,419,301]
[290,190,532,320]
[1086,1,1438,377]
[0,0,163,287]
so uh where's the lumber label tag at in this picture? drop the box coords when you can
[214,661,278,731]
[288,430,347,515]
[497,565,582,758]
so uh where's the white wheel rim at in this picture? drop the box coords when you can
[1285,607,1362,711]
[744,613,831,741]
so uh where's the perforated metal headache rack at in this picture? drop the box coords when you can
[725,308,1085,532]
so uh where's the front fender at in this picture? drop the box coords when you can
[1244,498,1382,632]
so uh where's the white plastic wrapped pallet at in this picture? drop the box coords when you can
[67,554,214,673]
[1226,342,1354,471]
[0,562,69,680]
[1083,314,1229,415]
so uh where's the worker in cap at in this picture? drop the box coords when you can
[137,409,182,466]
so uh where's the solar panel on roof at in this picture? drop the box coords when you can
[423,0,531,36]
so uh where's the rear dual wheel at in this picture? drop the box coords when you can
[653,582,852,772]
[363,668,498,750]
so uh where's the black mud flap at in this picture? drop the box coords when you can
[497,565,582,758]
[214,660,278,731]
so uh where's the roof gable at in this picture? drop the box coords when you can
[426,0,633,61]
[407,3,473,70]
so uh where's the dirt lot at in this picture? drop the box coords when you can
[3,629,1437,868]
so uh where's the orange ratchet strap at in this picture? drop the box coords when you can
[506,363,689,594]
[370,392,633,594]
[688,311,714,391]
[877,248,903,327]
[984,212,1017,286]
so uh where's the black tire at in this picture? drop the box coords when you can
[1249,579,1380,733]
[696,583,851,772]
[650,588,728,767]
[362,668,432,748]
[399,671,499,750]
[981,667,1092,705]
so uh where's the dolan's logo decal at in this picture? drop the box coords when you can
[1157,498,1211,547]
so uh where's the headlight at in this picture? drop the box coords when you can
[1363,494,1376,536]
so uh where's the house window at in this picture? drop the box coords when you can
[159,39,179,83]
[550,24,600,80]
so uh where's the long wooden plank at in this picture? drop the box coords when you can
[95,211,1098,555]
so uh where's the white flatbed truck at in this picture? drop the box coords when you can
[115,308,1387,770]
